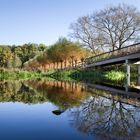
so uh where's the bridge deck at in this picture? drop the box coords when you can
[85,52,140,68]
[81,43,140,68]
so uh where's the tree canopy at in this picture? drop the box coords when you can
[24,38,92,71]
[0,43,47,68]
[70,4,140,53]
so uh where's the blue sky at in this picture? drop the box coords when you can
[0,0,140,46]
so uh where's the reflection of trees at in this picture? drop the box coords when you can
[26,80,90,110]
[0,80,90,108]
[0,81,21,101]
[70,95,140,140]
[0,81,48,104]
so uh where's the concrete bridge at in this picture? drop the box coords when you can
[75,43,140,87]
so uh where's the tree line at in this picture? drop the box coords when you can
[0,43,46,68]
[24,38,92,71]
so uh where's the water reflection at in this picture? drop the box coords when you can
[0,80,140,139]
[26,80,90,111]
[0,81,48,104]
[70,97,140,140]
[26,80,140,139]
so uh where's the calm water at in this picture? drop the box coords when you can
[0,80,140,140]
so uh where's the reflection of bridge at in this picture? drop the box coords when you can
[86,83,140,107]
[76,43,140,87]
[38,80,140,107]
[28,80,140,107]
[49,80,140,107]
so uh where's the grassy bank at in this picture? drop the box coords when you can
[0,69,46,80]
[0,68,136,86]
[49,69,126,83]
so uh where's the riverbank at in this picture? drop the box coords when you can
[0,69,46,80]
[0,68,137,87]
[49,69,126,82]
[0,68,126,81]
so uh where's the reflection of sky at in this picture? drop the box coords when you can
[0,102,93,140]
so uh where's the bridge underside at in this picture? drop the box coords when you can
[83,52,140,87]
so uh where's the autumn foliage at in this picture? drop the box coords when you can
[24,38,91,71]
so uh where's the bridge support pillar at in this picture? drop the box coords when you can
[138,65,140,85]
[125,60,130,88]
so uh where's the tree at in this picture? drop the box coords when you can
[23,38,92,70]
[0,46,13,67]
[12,55,22,68]
[70,4,140,52]
[15,43,41,67]
[0,43,47,69]
[70,16,99,54]
[38,44,46,52]
[46,38,88,69]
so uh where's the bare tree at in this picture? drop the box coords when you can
[70,16,100,54]
[70,4,140,52]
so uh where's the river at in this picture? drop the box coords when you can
[0,79,140,140]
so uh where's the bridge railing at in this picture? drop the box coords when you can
[84,43,140,65]
[62,43,140,70]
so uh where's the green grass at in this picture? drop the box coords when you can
[104,70,126,81]
[0,68,134,86]
[49,70,75,81]
[0,69,46,80]
[49,69,126,83]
